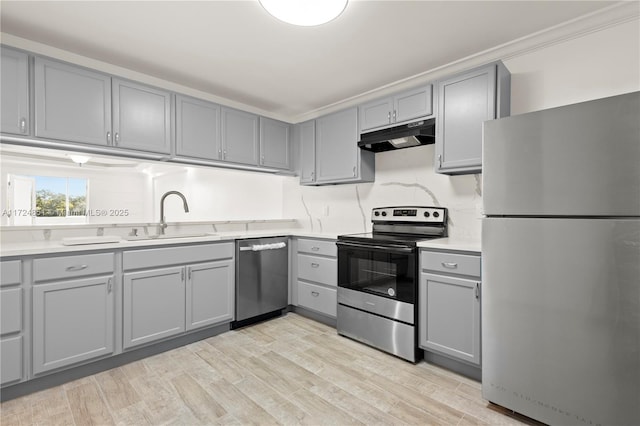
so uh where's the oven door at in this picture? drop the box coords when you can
[336,240,416,304]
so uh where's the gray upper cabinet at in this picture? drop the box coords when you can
[112,78,171,154]
[435,62,510,174]
[314,107,374,184]
[34,57,112,146]
[175,95,221,160]
[259,117,290,170]
[221,107,259,165]
[359,84,433,133]
[1,47,29,136]
[298,120,316,184]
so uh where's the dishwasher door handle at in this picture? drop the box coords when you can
[239,242,287,252]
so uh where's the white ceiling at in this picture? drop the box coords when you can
[0,1,621,122]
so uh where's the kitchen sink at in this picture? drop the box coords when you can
[122,232,215,241]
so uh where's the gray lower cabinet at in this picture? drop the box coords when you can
[186,260,234,331]
[1,47,29,136]
[122,242,235,349]
[34,57,112,146]
[123,266,185,349]
[259,117,290,170]
[175,95,221,160]
[221,107,260,165]
[1,259,23,386]
[32,275,115,375]
[435,61,510,174]
[112,78,171,154]
[419,250,481,365]
[312,107,375,185]
[294,238,337,318]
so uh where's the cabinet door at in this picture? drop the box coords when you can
[298,120,316,184]
[394,85,433,124]
[186,260,234,331]
[419,273,481,365]
[175,95,221,160]
[123,266,185,349]
[359,97,392,132]
[221,108,259,165]
[259,117,290,169]
[34,57,111,146]
[436,65,496,174]
[32,276,115,374]
[112,79,171,154]
[0,336,22,386]
[1,48,29,136]
[315,107,360,183]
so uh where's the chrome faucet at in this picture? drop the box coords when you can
[159,191,189,234]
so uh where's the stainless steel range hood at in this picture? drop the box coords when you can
[358,118,435,152]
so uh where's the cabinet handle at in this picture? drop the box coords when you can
[107,278,113,293]
[181,268,185,282]
[311,247,320,251]
[311,263,320,268]
[438,154,442,169]
[188,267,192,280]
[223,150,227,159]
[66,264,88,272]
[392,110,397,122]
[114,132,120,146]
[352,166,356,177]
[19,117,27,133]
[218,149,222,159]
[442,262,458,269]
[261,155,265,165]
[107,131,112,145]
[311,291,319,297]
[311,171,315,180]
[475,282,480,299]
[387,111,391,123]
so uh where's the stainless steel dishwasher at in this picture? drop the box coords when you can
[233,237,289,328]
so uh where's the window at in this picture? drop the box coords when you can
[6,174,88,225]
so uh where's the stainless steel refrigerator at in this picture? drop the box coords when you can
[482,92,640,426]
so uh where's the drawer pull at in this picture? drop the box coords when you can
[65,264,88,272]
[441,262,458,269]
[311,247,320,251]
[311,263,320,268]
[475,282,480,299]
[311,291,320,297]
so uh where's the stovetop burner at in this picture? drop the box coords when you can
[338,206,448,247]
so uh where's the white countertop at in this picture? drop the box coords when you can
[0,229,341,257]
[417,237,481,253]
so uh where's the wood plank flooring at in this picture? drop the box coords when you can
[0,313,540,425]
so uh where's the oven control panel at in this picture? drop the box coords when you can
[371,207,447,223]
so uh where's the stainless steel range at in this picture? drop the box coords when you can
[336,206,447,362]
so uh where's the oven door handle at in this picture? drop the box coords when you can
[336,241,415,254]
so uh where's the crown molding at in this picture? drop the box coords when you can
[291,1,639,123]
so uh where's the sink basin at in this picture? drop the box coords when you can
[122,233,213,241]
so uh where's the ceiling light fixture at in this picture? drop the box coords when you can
[68,154,91,166]
[259,0,348,26]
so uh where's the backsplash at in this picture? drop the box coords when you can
[282,144,483,240]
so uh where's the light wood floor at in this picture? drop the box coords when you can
[1,313,538,425]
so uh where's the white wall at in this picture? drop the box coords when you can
[281,19,640,238]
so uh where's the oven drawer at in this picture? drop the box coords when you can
[337,287,414,324]
[420,251,480,277]
[297,254,337,286]
[297,281,337,318]
[298,238,336,257]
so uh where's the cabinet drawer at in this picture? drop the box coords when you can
[0,336,22,386]
[421,251,480,277]
[33,253,114,282]
[297,281,337,318]
[123,242,233,271]
[0,260,21,287]
[298,254,337,286]
[298,238,336,257]
[0,288,21,335]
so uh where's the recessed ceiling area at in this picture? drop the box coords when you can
[0,1,621,121]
